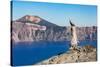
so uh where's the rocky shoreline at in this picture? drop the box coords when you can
[37,45,97,65]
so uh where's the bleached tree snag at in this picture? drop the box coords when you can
[70,20,78,50]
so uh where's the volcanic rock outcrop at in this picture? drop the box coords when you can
[37,45,97,64]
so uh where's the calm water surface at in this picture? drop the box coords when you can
[12,40,97,66]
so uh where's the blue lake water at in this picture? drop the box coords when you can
[12,40,97,66]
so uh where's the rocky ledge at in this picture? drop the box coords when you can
[37,45,97,65]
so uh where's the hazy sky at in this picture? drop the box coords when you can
[12,1,97,26]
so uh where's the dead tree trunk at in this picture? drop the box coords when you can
[70,20,78,49]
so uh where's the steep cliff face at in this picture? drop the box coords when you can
[12,15,67,42]
[11,15,97,42]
